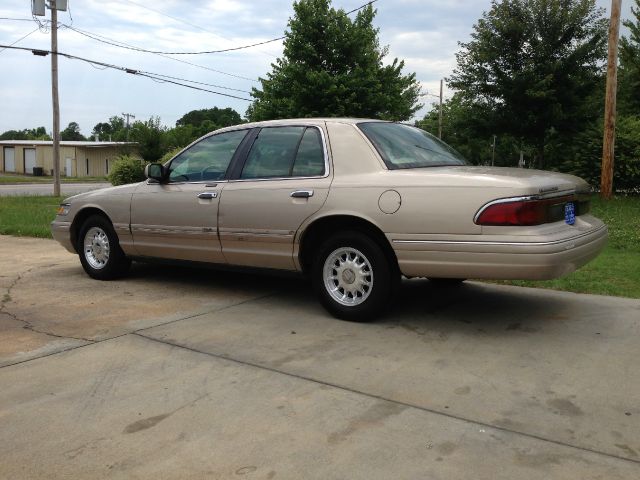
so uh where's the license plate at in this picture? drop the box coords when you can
[565,202,576,225]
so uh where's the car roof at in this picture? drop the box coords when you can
[216,117,388,133]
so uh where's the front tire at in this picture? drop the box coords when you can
[78,215,131,280]
[313,232,396,322]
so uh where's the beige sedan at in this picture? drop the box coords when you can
[52,119,607,320]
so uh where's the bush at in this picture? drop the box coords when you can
[108,154,146,186]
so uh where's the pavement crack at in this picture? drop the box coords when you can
[0,267,94,344]
[135,290,280,334]
[0,289,280,369]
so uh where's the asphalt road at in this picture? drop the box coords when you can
[0,235,639,479]
[0,182,111,196]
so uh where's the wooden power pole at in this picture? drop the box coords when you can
[438,79,443,139]
[601,0,623,200]
[51,1,61,196]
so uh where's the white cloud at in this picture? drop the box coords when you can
[0,0,635,134]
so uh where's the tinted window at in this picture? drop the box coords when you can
[292,128,325,177]
[358,122,467,169]
[168,129,247,182]
[241,126,325,179]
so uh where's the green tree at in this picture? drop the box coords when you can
[558,117,640,191]
[247,0,422,121]
[448,0,607,169]
[129,117,167,162]
[0,127,50,140]
[91,116,126,141]
[176,107,242,131]
[619,0,640,116]
[60,122,86,141]
[164,124,197,150]
[417,93,524,166]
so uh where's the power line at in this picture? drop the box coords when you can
[0,44,253,101]
[120,0,278,59]
[344,0,379,15]
[0,28,39,54]
[0,17,35,22]
[65,0,379,56]
[63,24,283,55]
[61,25,259,82]
[136,71,251,94]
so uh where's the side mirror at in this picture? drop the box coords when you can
[145,163,167,182]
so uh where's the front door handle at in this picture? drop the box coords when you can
[198,192,218,199]
[290,190,314,198]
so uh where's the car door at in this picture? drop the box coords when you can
[130,129,249,263]
[219,125,332,270]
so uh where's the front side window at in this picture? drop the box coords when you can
[240,126,325,179]
[358,122,468,169]
[168,129,247,182]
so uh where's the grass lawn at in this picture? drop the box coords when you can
[0,174,107,184]
[0,196,65,238]
[0,194,638,298]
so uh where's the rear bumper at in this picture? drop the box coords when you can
[51,220,76,253]
[391,223,608,280]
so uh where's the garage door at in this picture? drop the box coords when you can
[4,147,15,172]
[24,148,36,174]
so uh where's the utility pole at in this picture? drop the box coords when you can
[601,0,622,200]
[51,1,61,196]
[122,113,135,141]
[34,0,66,194]
[438,79,443,139]
[491,135,496,166]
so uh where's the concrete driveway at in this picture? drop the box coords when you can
[0,235,639,479]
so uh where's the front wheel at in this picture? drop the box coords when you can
[313,232,397,322]
[78,215,131,280]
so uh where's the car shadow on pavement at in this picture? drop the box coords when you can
[125,261,306,293]
[124,262,571,336]
[384,278,574,337]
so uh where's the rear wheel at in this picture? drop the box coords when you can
[78,215,131,280]
[313,232,397,321]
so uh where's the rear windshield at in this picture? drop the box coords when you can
[358,122,468,169]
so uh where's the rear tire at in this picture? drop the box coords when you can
[313,231,397,322]
[78,215,131,280]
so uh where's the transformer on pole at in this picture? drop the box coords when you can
[32,0,67,16]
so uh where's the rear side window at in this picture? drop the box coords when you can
[240,126,325,179]
[292,128,325,177]
[168,129,247,182]
[358,122,467,169]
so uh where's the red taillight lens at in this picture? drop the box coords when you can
[475,200,548,226]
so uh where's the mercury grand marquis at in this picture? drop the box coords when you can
[52,118,608,320]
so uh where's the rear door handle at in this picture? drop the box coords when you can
[198,192,218,199]
[290,190,314,198]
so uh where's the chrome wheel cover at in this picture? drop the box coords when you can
[83,226,110,270]
[323,247,374,306]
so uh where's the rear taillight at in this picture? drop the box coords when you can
[475,195,581,226]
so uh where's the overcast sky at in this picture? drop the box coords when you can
[0,0,633,136]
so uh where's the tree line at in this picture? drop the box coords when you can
[0,107,243,162]
[2,0,638,190]
[417,0,639,191]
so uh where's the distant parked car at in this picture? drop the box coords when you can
[52,119,607,320]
